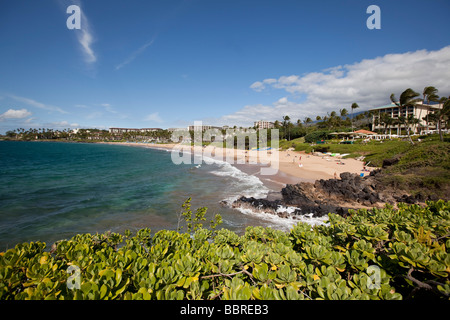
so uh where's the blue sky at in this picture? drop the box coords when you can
[1,0,450,133]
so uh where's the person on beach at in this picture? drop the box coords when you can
[334,172,337,179]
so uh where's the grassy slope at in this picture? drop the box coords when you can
[379,136,450,198]
[282,135,450,199]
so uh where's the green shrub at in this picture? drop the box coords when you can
[304,131,330,143]
[1,201,449,300]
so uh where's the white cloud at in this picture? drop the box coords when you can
[76,2,96,64]
[115,38,156,70]
[0,108,32,121]
[249,78,278,92]
[145,112,163,123]
[59,0,96,65]
[78,28,96,63]
[225,46,450,126]
[219,99,305,127]
[7,94,67,114]
[249,81,265,92]
[46,121,79,128]
[62,0,96,64]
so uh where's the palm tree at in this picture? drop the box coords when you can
[351,103,359,132]
[316,115,322,121]
[402,114,419,140]
[419,86,439,134]
[390,88,421,144]
[340,108,348,117]
[423,86,439,104]
[422,114,431,133]
[282,115,291,140]
[380,112,393,135]
[339,108,348,120]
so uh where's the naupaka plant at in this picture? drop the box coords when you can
[0,200,448,300]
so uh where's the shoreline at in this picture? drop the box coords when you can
[100,141,372,192]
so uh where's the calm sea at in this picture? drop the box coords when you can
[0,141,324,250]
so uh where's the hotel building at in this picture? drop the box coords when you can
[370,101,442,135]
[254,120,275,129]
[109,128,162,134]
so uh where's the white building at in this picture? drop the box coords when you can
[254,120,274,129]
[187,125,223,132]
[188,125,212,132]
[109,128,162,134]
[370,101,442,135]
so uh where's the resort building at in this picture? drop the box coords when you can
[370,101,442,135]
[109,128,162,134]
[188,125,212,132]
[187,125,223,132]
[167,128,188,133]
[254,120,275,129]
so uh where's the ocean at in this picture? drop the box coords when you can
[0,141,326,250]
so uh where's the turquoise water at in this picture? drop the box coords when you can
[0,141,289,249]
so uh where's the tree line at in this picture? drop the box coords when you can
[270,102,371,141]
[2,128,174,142]
[271,86,450,142]
[3,87,449,143]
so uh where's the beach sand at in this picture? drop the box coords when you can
[102,142,373,191]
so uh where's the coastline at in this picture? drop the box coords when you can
[100,141,371,191]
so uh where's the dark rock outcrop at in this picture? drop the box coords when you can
[382,157,400,168]
[231,171,425,219]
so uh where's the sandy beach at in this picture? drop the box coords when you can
[102,142,372,190]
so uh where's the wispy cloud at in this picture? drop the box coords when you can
[46,121,79,128]
[77,1,96,64]
[78,25,96,64]
[115,38,156,70]
[7,94,68,114]
[63,0,96,64]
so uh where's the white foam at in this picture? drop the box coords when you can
[189,152,325,232]
[175,150,267,200]
[202,154,270,201]
[236,205,329,232]
[277,206,330,228]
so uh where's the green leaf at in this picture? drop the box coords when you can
[100,284,108,299]
[115,268,123,284]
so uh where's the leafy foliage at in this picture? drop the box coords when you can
[304,131,330,144]
[1,201,449,300]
